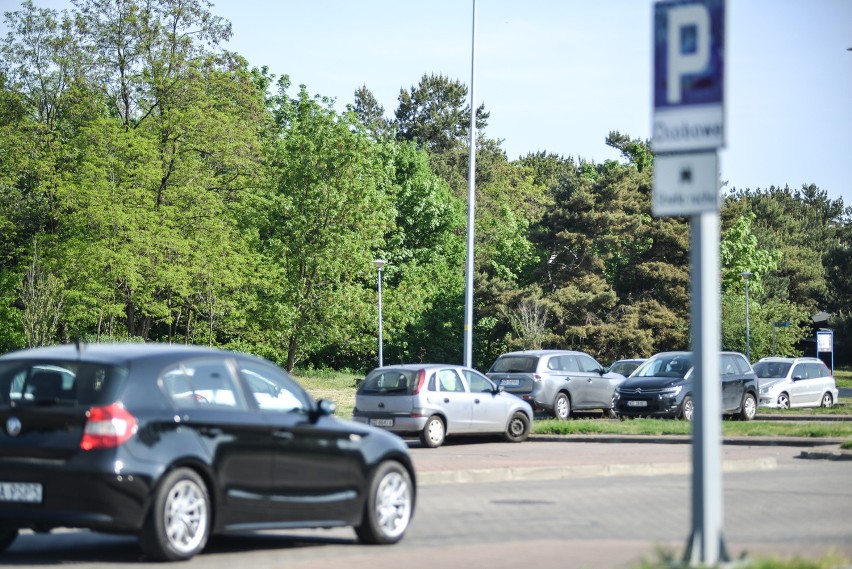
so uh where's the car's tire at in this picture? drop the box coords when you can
[139,467,211,561]
[419,415,445,448]
[679,396,694,421]
[552,393,571,420]
[503,411,530,443]
[0,527,18,552]
[355,461,414,545]
[777,392,790,409]
[739,393,757,421]
[821,392,834,408]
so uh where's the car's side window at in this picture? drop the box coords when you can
[577,355,602,373]
[438,369,465,392]
[791,364,807,379]
[463,370,494,393]
[237,361,309,413]
[558,355,579,372]
[721,355,738,376]
[804,363,823,380]
[163,358,247,410]
[427,372,437,392]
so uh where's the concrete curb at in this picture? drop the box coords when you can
[528,433,851,447]
[418,456,778,486]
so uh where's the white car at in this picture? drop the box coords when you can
[754,357,838,409]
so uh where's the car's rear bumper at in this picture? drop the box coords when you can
[0,460,152,533]
[351,413,428,435]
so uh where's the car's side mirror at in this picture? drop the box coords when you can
[792,376,804,382]
[494,385,504,394]
[310,398,337,422]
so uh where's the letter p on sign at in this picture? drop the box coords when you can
[667,5,710,103]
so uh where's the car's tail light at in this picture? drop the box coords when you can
[412,369,427,394]
[80,402,138,450]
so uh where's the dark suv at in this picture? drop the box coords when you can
[486,350,625,419]
[612,351,758,421]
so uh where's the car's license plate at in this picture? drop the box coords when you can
[501,379,520,386]
[370,419,393,427]
[0,482,43,503]
[627,400,648,407]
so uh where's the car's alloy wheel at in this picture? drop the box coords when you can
[503,411,530,443]
[821,393,834,408]
[680,396,694,421]
[0,527,18,553]
[740,393,757,421]
[355,461,413,545]
[140,468,210,561]
[420,415,445,448]
[777,393,790,409]
[553,393,571,420]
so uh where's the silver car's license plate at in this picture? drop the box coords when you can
[370,419,394,427]
[627,400,648,407]
[0,482,43,503]
[501,379,520,386]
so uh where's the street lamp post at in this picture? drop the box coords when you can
[372,259,387,367]
[741,271,753,361]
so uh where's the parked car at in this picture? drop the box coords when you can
[753,357,838,409]
[612,351,758,421]
[351,364,532,448]
[485,350,625,420]
[0,343,415,560]
[608,358,646,378]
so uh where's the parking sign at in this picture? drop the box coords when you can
[652,0,725,153]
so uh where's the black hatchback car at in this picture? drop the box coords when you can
[0,343,416,561]
[612,351,758,421]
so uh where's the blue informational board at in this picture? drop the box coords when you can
[652,0,725,153]
[816,329,834,374]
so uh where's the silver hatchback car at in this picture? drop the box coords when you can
[351,364,533,448]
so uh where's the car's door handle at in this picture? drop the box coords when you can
[443,398,450,403]
[273,431,294,443]
[587,378,593,383]
[474,398,481,404]
[198,427,223,438]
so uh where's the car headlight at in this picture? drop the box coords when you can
[660,385,682,395]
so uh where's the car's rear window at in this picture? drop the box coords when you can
[489,356,538,373]
[0,361,128,407]
[360,369,419,395]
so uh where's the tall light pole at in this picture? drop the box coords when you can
[741,271,753,361]
[462,0,477,368]
[373,259,387,367]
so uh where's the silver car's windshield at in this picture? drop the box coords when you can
[753,361,791,379]
[633,355,693,379]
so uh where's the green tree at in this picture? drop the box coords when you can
[257,82,392,370]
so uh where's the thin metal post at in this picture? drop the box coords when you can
[462,0,477,367]
[372,259,387,367]
[685,210,728,567]
[743,274,751,361]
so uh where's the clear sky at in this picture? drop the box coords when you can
[5,1,852,206]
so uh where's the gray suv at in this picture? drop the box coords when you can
[485,350,625,420]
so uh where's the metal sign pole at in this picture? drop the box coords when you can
[685,209,727,566]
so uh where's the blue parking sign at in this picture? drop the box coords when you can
[652,0,725,152]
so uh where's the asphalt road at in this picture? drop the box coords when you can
[2,438,851,569]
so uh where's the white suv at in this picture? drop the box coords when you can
[753,357,838,409]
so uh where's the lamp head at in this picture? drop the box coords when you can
[740,270,753,281]
[372,259,387,270]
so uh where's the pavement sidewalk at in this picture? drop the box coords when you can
[410,435,851,485]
